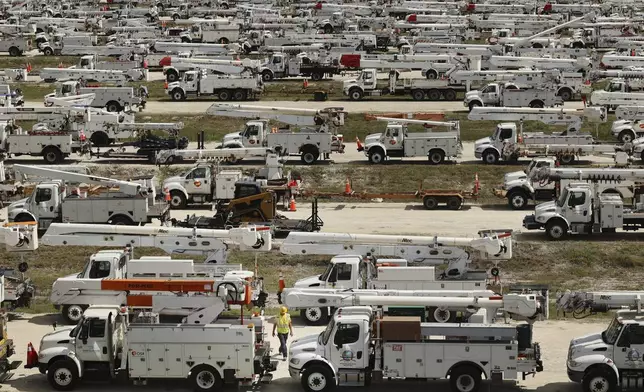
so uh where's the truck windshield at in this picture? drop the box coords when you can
[320,263,334,281]
[321,317,336,345]
[556,188,568,207]
[602,317,623,345]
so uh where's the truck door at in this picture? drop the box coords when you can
[362,70,376,90]
[243,124,261,146]
[480,84,499,105]
[184,166,210,195]
[325,262,354,289]
[272,54,285,73]
[31,185,58,227]
[184,72,197,92]
[612,324,644,371]
[76,317,111,362]
[328,321,368,370]
[564,189,591,223]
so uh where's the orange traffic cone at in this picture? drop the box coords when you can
[356,137,363,151]
[474,173,480,194]
[344,177,352,194]
[277,273,285,303]
[289,196,296,211]
[25,342,38,369]
[303,79,308,88]
[58,62,63,68]
[164,187,171,202]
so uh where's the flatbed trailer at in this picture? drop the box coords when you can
[307,178,479,210]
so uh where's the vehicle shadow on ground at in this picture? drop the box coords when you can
[27,313,60,326]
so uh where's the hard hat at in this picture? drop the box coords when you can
[280,306,288,314]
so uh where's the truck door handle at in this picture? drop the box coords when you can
[103,347,107,354]
[49,207,54,212]
[357,351,362,359]
[583,211,588,216]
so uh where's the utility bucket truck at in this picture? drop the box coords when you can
[6,165,169,231]
[259,52,341,81]
[210,104,346,164]
[30,305,277,391]
[289,305,543,392]
[44,81,149,113]
[464,82,563,111]
[523,167,644,239]
[589,79,644,109]
[357,117,461,164]
[493,158,635,210]
[166,68,264,101]
[40,66,147,84]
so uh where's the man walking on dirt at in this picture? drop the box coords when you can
[273,306,293,361]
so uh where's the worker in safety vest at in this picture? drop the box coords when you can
[272,306,293,361]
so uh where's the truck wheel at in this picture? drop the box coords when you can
[43,47,54,56]
[443,89,457,101]
[423,196,438,210]
[483,150,499,164]
[302,365,335,392]
[546,220,567,240]
[301,151,319,165]
[310,72,323,81]
[348,87,363,101]
[368,149,385,164]
[261,70,273,82]
[468,101,482,112]
[559,154,575,165]
[169,191,187,209]
[301,308,329,326]
[8,47,19,57]
[171,89,185,101]
[218,37,229,44]
[427,89,441,101]
[450,366,482,392]
[529,100,544,108]
[582,369,616,392]
[190,365,222,392]
[411,89,425,101]
[425,69,438,79]
[90,132,110,148]
[166,70,179,83]
[42,147,63,164]
[447,197,462,210]
[109,215,134,225]
[232,89,247,101]
[619,130,636,144]
[106,101,121,112]
[558,89,573,102]
[48,360,79,391]
[218,90,231,101]
[428,149,445,165]
[507,191,529,210]
[61,305,85,324]
[428,307,457,323]
[323,24,333,34]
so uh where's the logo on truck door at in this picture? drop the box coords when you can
[341,349,354,361]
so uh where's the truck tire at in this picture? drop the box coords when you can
[47,359,79,391]
[428,307,457,323]
[411,89,425,101]
[423,196,438,210]
[302,365,335,392]
[618,130,636,143]
[42,147,63,164]
[218,37,229,44]
[301,307,329,326]
[529,100,544,108]
[310,71,323,81]
[301,150,319,165]
[447,196,462,210]
[169,191,188,209]
[427,89,441,101]
[90,132,110,147]
[232,89,247,101]
[218,90,231,101]
[507,190,529,210]
[558,88,573,102]
[8,46,20,57]
[348,87,363,101]
[428,149,445,165]
[166,70,179,82]
[443,89,457,101]
[323,24,333,34]
[582,369,616,392]
[368,149,385,164]
[61,305,86,324]
[261,70,274,82]
[106,101,122,113]
[545,220,567,240]
[108,215,134,225]
[190,365,223,392]
[482,150,499,164]
[449,365,482,392]
[181,36,190,42]
[468,101,482,112]
[425,69,438,79]
[171,89,185,101]
[559,154,575,165]
[43,47,54,56]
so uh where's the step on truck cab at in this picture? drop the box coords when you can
[289,306,543,392]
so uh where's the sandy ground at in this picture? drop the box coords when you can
[3,314,604,392]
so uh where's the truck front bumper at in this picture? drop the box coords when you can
[523,214,543,230]
[567,366,583,383]
[289,365,301,379]
[474,151,483,159]
[493,188,507,198]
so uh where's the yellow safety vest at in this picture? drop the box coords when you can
[277,313,291,334]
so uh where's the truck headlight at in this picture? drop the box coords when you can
[290,358,300,365]
[568,359,580,367]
